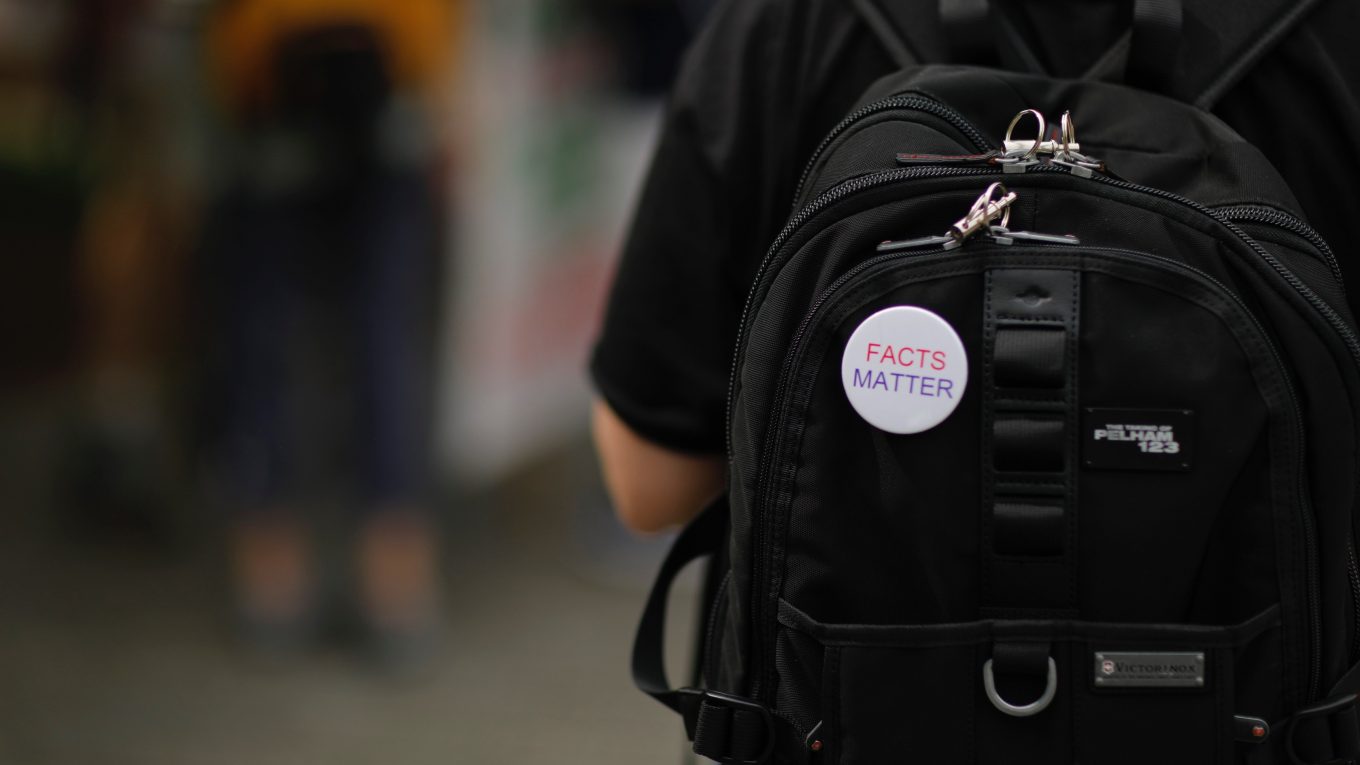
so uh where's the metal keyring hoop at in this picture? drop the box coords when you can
[969,181,1013,230]
[1003,109,1046,161]
[1059,111,1076,158]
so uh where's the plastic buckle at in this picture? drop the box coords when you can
[1287,693,1360,765]
[679,688,776,765]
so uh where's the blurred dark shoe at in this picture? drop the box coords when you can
[357,509,441,671]
[230,515,317,656]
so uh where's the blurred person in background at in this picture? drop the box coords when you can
[42,0,197,544]
[202,0,460,664]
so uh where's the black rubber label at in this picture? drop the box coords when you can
[1082,408,1193,471]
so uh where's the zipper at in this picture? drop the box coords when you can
[1217,203,1360,665]
[750,242,1319,705]
[747,244,946,702]
[790,95,993,208]
[702,570,732,687]
[1351,546,1360,663]
[1214,204,1346,294]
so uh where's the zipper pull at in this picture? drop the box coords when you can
[985,227,1082,246]
[996,109,1107,177]
[896,150,1002,167]
[876,182,1017,253]
[876,233,955,253]
[1047,111,1105,178]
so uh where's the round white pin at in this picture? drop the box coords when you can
[841,306,968,434]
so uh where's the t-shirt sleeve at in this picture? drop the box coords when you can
[589,101,736,454]
[589,1,784,455]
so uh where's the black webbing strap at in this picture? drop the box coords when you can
[988,2,1048,75]
[1096,0,1320,108]
[1079,0,1187,92]
[981,267,1078,703]
[631,495,781,764]
[632,495,726,707]
[994,500,1065,556]
[994,326,1066,387]
[1287,695,1360,765]
[1127,0,1183,90]
[685,691,776,764]
[1286,662,1360,764]
[994,639,1051,674]
[939,0,996,66]
[981,268,1080,616]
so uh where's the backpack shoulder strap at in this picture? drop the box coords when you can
[1084,0,1328,108]
[860,0,1329,111]
[1192,0,1325,109]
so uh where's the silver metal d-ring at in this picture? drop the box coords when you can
[1003,109,1046,161]
[983,657,1057,717]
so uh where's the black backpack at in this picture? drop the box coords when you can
[631,2,1360,763]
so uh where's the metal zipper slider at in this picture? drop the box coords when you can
[986,227,1082,246]
[876,234,954,253]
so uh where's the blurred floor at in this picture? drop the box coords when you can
[0,395,699,765]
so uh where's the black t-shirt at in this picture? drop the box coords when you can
[590,0,1360,455]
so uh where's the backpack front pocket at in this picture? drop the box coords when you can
[778,600,1281,765]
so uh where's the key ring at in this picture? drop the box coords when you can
[951,182,1016,242]
[1059,111,1077,159]
[1001,109,1046,162]
[1050,110,1104,176]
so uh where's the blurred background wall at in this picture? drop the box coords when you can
[0,0,715,762]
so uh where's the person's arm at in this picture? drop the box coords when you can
[592,398,723,534]
[589,0,798,534]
